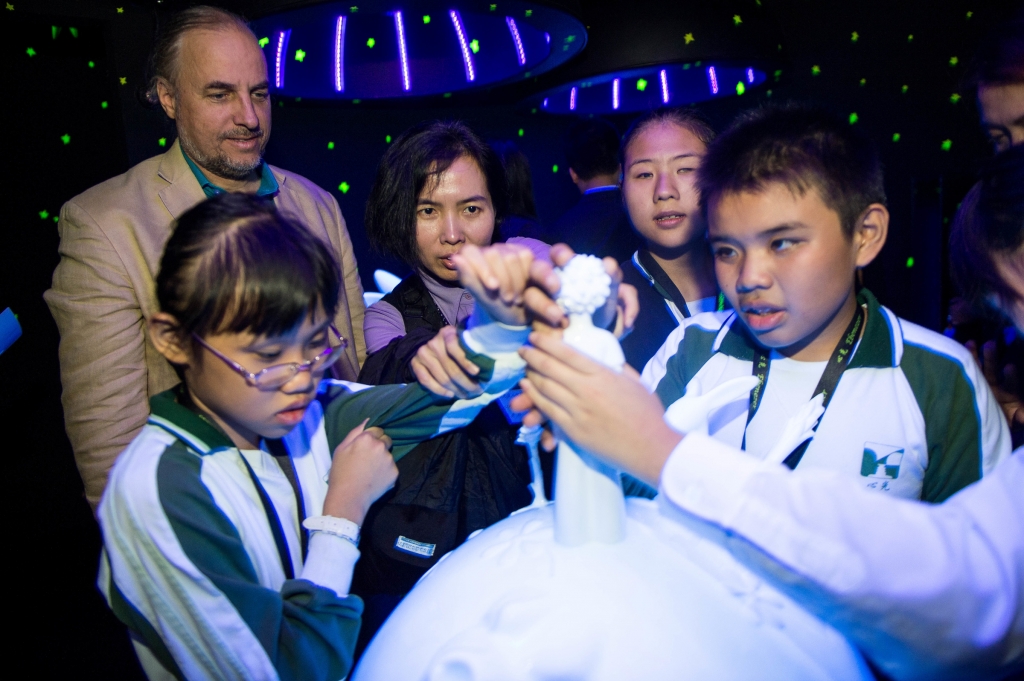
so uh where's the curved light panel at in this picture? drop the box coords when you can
[251,1,586,100]
[528,62,768,115]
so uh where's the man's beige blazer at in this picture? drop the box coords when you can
[45,140,367,508]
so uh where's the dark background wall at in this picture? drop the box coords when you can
[0,0,1013,675]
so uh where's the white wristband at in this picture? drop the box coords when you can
[303,515,361,546]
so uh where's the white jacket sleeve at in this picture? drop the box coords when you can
[659,433,1024,681]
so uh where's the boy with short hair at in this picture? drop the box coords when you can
[642,103,1010,501]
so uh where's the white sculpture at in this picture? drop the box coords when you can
[353,256,872,681]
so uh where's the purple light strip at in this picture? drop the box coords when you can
[747,67,754,84]
[449,10,475,82]
[708,66,718,94]
[274,29,291,89]
[612,78,619,110]
[506,16,526,66]
[660,69,669,103]
[334,16,346,92]
[542,97,549,108]
[394,11,410,91]
[570,86,577,110]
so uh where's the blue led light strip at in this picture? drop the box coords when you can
[707,65,719,95]
[506,16,526,66]
[660,69,669,103]
[612,78,619,110]
[570,86,577,110]
[334,16,347,92]
[275,29,291,89]
[449,10,475,82]
[394,11,411,91]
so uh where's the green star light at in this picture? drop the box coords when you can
[158,137,167,147]
[52,26,61,39]
[950,93,961,104]
[366,37,375,48]
[907,34,913,42]
[736,81,746,95]
[69,27,77,38]
[906,257,914,268]
[88,60,94,68]
[295,49,306,62]
[470,39,480,53]
[26,47,36,56]
[636,78,648,91]
[385,135,392,143]
[327,141,335,149]
[733,15,742,25]
[860,78,866,86]
[525,10,532,17]
[851,31,859,42]
[949,56,958,66]
[338,182,350,194]
[259,37,269,48]
[901,84,909,93]
[101,101,108,108]
[423,15,431,24]
[684,33,694,44]
[892,133,901,142]
[39,210,49,219]
[941,139,952,151]
[811,65,821,76]
[60,134,70,145]
[552,165,559,173]
[849,112,859,124]
[518,128,524,137]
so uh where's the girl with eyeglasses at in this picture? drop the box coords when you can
[97,192,535,680]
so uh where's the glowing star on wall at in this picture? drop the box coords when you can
[101,101,108,108]
[636,78,648,91]
[338,182,350,193]
[39,210,49,219]
[259,37,269,47]
[736,81,745,95]
[423,15,431,24]
[733,14,742,25]
[684,33,694,44]
[849,112,859,124]
[327,141,335,149]
[61,134,70,144]
[811,65,821,76]
[88,60,94,67]
[950,93,961,104]
[901,84,909,93]
[949,56,958,66]
[470,39,480,54]
[366,37,375,48]
[851,31,859,42]
[25,47,35,56]
[158,138,167,147]
[552,164,559,173]
[906,257,915,267]
[941,139,952,151]
[119,77,126,84]
[295,49,306,62]
[892,133,901,142]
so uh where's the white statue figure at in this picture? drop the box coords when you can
[353,256,873,681]
[551,256,628,546]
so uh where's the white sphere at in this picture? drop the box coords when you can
[354,499,872,681]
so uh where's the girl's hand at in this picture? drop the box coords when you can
[322,419,398,524]
[524,243,640,338]
[453,243,535,326]
[411,326,483,399]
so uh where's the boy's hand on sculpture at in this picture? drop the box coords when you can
[518,331,682,487]
[411,325,483,399]
[453,243,534,326]
[664,375,760,435]
[323,419,398,524]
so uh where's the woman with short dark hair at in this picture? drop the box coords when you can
[354,120,550,648]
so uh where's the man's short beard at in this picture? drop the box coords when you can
[179,130,266,181]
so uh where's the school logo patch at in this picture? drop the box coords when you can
[860,442,904,479]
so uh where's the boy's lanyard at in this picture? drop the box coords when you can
[237,440,308,581]
[634,249,726,318]
[742,304,867,469]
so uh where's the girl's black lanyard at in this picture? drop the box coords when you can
[238,440,308,581]
[742,304,867,469]
[635,249,726,319]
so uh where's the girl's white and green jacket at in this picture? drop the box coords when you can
[97,320,529,681]
[642,289,1011,503]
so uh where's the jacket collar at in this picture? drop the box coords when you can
[154,139,289,219]
[714,288,897,369]
[148,385,235,454]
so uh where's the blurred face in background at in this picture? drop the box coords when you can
[415,156,496,283]
[978,82,1024,153]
